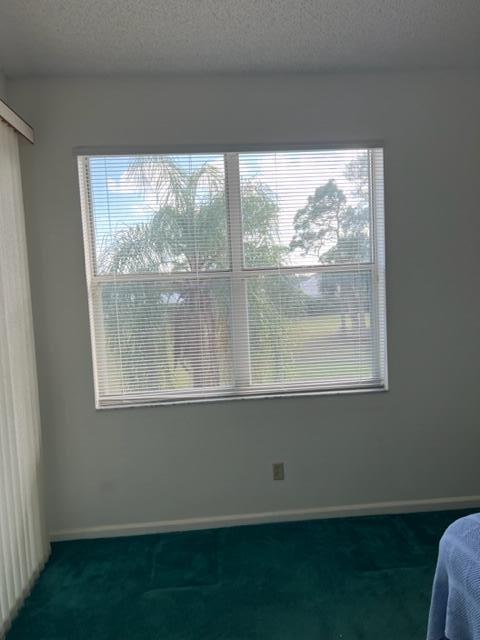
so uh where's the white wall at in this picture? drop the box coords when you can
[9,72,480,537]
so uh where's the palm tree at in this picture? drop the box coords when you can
[100,155,287,390]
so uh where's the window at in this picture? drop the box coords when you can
[78,146,387,408]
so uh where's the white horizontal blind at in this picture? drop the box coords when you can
[78,147,387,407]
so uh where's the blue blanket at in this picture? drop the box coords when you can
[427,513,480,640]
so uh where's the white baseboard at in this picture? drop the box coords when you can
[49,494,480,542]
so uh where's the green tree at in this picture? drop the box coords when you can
[290,178,369,264]
[290,155,371,331]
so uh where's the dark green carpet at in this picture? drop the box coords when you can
[7,509,476,640]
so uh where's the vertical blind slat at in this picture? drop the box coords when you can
[0,121,49,636]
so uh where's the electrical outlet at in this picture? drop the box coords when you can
[273,462,285,481]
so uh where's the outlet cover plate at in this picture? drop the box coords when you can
[273,462,285,481]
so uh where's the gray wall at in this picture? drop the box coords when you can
[0,71,6,99]
[9,71,480,535]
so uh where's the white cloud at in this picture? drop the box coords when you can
[107,175,138,195]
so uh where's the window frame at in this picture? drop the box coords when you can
[77,143,388,409]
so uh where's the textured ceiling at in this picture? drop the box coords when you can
[0,0,479,77]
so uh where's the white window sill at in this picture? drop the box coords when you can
[95,384,388,410]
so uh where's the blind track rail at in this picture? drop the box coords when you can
[0,98,34,144]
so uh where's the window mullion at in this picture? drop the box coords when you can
[225,152,251,389]
[239,263,374,278]
[93,270,230,284]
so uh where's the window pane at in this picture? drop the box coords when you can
[87,154,229,274]
[92,278,233,402]
[239,150,372,268]
[247,271,378,388]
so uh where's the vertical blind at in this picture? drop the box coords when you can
[0,121,49,635]
[78,146,387,407]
